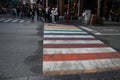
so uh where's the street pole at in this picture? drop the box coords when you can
[97,0,101,17]
[57,0,59,8]
[78,0,80,16]
[97,0,103,24]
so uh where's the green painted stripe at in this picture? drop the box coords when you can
[44,30,84,32]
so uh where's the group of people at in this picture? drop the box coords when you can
[8,5,60,23]
[32,6,60,23]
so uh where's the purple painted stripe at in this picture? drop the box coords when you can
[44,38,97,40]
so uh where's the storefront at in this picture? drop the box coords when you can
[42,0,120,19]
[104,0,120,20]
[43,0,98,16]
[44,0,81,16]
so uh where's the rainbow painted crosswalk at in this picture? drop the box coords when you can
[43,23,120,75]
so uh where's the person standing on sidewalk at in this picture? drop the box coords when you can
[51,7,56,23]
[65,6,69,23]
[82,10,86,23]
[54,7,59,22]
[30,9,35,22]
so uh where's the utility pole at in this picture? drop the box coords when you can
[78,0,80,16]
[97,0,101,17]
[57,0,59,8]
[97,0,103,24]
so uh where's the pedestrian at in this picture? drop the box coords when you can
[30,9,35,22]
[82,10,86,23]
[51,7,55,23]
[54,7,59,22]
[65,6,69,23]
[12,7,17,17]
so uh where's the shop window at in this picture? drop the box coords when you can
[49,0,57,5]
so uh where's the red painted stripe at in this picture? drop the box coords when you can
[43,44,108,48]
[43,52,120,61]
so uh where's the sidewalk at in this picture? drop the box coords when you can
[56,17,120,27]
[1,14,119,26]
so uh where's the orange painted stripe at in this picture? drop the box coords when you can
[43,44,108,48]
[43,52,120,61]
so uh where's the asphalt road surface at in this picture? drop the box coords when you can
[0,21,120,80]
[0,22,43,79]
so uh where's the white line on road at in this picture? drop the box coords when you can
[80,26,102,35]
[26,21,31,23]
[3,19,13,22]
[96,34,120,36]
[0,18,5,21]
[11,19,19,22]
[44,47,116,54]
[44,40,103,44]
[19,20,25,23]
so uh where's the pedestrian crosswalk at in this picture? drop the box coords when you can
[0,18,31,23]
[43,23,120,76]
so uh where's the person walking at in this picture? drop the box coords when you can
[51,7,55,23]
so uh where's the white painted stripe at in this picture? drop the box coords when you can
[11,19,19,22]
[0,18,5,21]
[81,26,94,32]
[81,26,102,35]
[26,21,31,23]
[44,40,104,44]
[19,20,25,23]
[43,58,120,72]
[44,47,117,54]
[96,34,120,36]
[3,19,12,22]
[44,35,94,38]
[44,31,88,34]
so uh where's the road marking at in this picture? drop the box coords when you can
[81,26,102,35]
[44,29,84,32]
[44,37,97,40]
[81,26,120,35]
[44,47,116,54]
[19,20,25,23]
[43,53,120,61]
[96,34,120,36]
[44,35,94,38]
[26,21,31,23]
[0,18,5,21]
[3,19,12,22]
[44,44,108,48]
[44,31,87,34]
[11,19,19,22]
[43,23,120,75]
[43,58,120,75]
[44,40,104,44]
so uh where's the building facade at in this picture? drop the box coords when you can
[43,0,98,16]
[42,0,120,19]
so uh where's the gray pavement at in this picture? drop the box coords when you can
[79,25,120,52]
[0,22,43,80]
[0,14,120,80]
